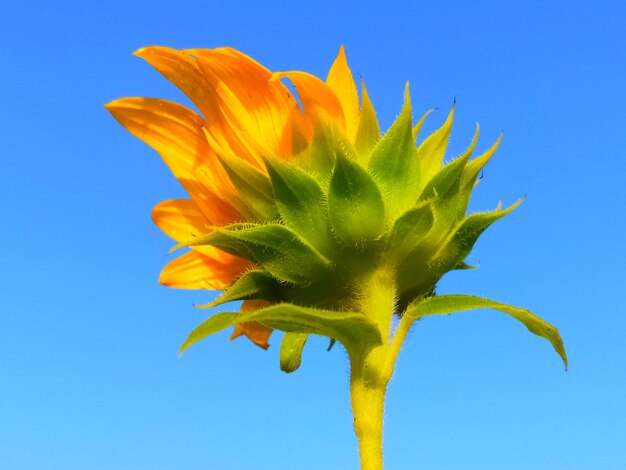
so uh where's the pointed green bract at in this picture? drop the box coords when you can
[433,198,524,271]
[368,86,421,221]
[187,224,333,284]
[412,109,434,142]
[404,294,567,369]
[387,200,435,263]
[328,153,386,247]
[280,333,308,373]
[264,156,332,252]
[198,269,284,309]
[354,80,380,161]
[217,153,276,222]
[457,135,502,218]
[418,104,455,185]
[180,303,383,356]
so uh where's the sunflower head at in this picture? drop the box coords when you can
[106,46,565,371]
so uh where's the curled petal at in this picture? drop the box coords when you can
[272,70,345,137]
[230,300,273,349]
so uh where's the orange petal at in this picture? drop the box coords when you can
[187,48,300,160]
[152,199,211,242]
[159,249,251,290]
[105,97,240,225]
[326,46,359,141]
[230,300,273,349]
[272,70,346,136]
[134,47,256,164]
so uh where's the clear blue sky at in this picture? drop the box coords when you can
[1,1,625,469]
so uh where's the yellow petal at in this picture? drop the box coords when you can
[354,79,380,159]
[230,300,273,349]
[105,97,240,225]
[272,70,345,136]
[159,249,251,290]
[326,45,359,141]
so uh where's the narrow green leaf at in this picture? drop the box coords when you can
[181,303,382,356]
[328,153,385,247]
[264,156,332,252]
[404,294,567,369]
[418,103,455,185]
[197,269,284,309]
[368,84,421,220]
[280,333,308,373]
[217,153,276,221]
[180,311,237,354]
[186,224,333,285]
[354,80,381,161]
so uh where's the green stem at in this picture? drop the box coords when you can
[349,269,414,470]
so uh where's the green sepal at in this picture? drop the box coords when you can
[412,109,434,142]
[294,118,355,181]
[432,198,524,273]
[354,80,380,161]
[457,134,502,218]
[387,199,435,263]
[418,103,455,185]
[217,153,276,222]
[280,333,308,373]
[368,84,421,221]
[453,261,478,270]
[404,294,567,369]
[264,156,332,252]
[185,224,333,285]
[419,124,478,228]
[180,303,382,355]
[196,269,284,309]
[328,153,386,247]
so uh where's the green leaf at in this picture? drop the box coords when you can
[264,156,332,252]
[197,269,283,309]
[186,224,333,285]
[180,303,382,355]
[404,294,567,369]
[368,85,420,220]
[432,198,524,271]
[457,134,502,218]
[217,153,276,222]
[418,103,455,185]
[354,80,380,161]
[328,153,386,247]
[180,311,237,355]
[280,333,308,373]
[387,200,435,262]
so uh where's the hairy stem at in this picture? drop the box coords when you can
[349,269,414,470]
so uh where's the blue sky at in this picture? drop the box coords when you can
[1,0,625,468]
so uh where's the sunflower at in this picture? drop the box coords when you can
[106,46,565,470]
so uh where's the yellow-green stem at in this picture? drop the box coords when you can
[349,269,414,470]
